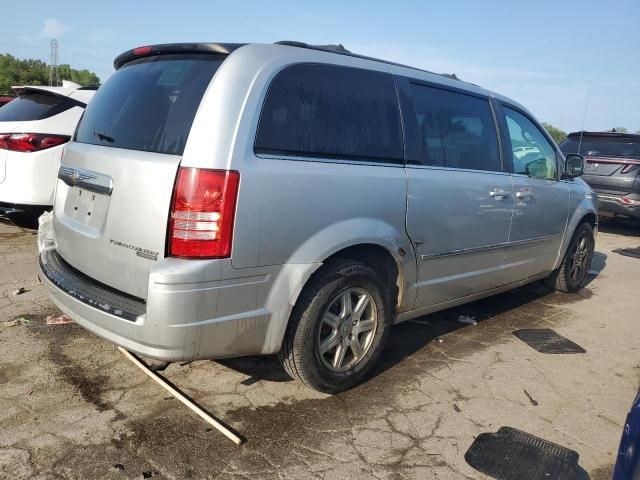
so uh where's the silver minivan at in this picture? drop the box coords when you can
[38,41,597,393]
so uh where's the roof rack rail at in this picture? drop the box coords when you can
[274,40,463,83]
[275,41,351,54]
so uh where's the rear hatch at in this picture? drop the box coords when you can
[560,134,640,194]
[53,50,228,298]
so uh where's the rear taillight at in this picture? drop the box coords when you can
[169,168,240,258]
[0,133,70,152]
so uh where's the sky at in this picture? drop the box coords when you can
[1,0,638,133]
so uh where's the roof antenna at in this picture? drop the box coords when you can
[577,80,592,155]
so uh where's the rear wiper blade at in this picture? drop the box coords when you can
[92,130,114,143]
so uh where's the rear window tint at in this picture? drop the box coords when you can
[0,92,77,122]
[255,64,403,163]
[560,136,640,160]
[75,55,223,155]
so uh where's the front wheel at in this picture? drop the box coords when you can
[279,259,392,394]
[545,222,595,293]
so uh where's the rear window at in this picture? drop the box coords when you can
[75,55,223,155]
[0,92,77,122]
[560,136,640,160]
[254,63,403,163]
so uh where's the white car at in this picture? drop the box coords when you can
[0,81,94,217]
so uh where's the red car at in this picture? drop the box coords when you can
[0,97,14,108]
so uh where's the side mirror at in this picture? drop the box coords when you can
[564,154,584,178]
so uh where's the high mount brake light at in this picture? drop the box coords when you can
[133,46,152,55]
[169,168,240,258]
[0,133,70,152]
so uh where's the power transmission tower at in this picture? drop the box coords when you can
[49,39,60,87]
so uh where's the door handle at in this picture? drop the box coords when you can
[489,189,512,199]
[516,190,533,199]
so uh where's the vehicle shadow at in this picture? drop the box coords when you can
[0,212,42,230]
[598,218,640,238]
[374,282,568,380]
[216,355,292,384]
[219,278,596,386]
[586,251,607,285]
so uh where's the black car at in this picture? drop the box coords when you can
[560,132,640,220]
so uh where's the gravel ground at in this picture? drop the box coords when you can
[1,217,639,479]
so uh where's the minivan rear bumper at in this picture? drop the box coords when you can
[38,248,283,361]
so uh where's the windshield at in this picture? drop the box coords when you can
[75,54,223,155]
[560,136,640,160]
[0,92,74,122]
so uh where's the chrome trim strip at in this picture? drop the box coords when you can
[405,164,511,176]
[58,166,113,196]
[508,234,561,247]
[421,242,508,260]
[255,153,405,168]
[420,234,561,260]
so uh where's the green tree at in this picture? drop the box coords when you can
[0,53,100,94]
[542,122,567,144]
[611,127,629,133]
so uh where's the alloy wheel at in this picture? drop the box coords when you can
[317,288,378,372]
[569,234,592,285]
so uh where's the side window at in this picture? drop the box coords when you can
[254,64,403,163]
[503,107,557,179]
[408,84,501,172]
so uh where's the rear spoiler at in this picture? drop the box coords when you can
[113,43,245,70]
[10,85,94,106]
[568,131,640,141]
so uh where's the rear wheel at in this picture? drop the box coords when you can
[545,223,595,293]
[279,259,392,394]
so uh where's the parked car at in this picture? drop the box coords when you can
[560,131,640,220]
[0,96,14,108]
[37,42,597,393]
[614,390,640,480]
[0,81,95,217]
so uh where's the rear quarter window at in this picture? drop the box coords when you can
[0,92,78,122]
[75,55,223,155]
[254,63,403,163]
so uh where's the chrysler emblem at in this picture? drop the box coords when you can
[57,166,112,196]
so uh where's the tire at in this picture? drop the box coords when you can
[545,222,595,293]
[279,259,393,394]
